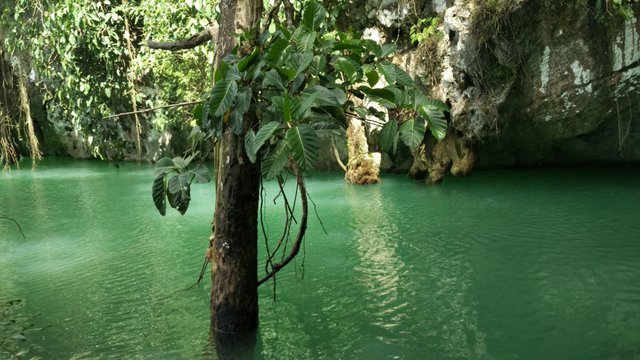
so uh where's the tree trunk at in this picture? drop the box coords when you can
[210,0,262,357]
[211,128,260,356]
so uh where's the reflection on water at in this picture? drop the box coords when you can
[1,162,640,359]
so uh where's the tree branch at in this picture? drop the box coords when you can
[147,26,218,51]
[102,100,203,119]
[260,0,283,34]
[258,162,307,286]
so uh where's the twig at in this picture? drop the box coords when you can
[260,0,284,34]
[258,162,308,286]
[102,100,203,119]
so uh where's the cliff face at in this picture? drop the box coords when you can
[437,1,640,168]
[361,0,640,176]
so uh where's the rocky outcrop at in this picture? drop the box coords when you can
[435,1,640,168]
[351,0,640,181]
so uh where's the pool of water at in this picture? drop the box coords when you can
[1,159,640,359]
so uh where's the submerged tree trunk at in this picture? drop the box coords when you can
[211,128,260,355]
[210,0,262,356]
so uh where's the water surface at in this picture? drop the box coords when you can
[1,159,640,359]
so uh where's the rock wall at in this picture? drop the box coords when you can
[355,0,640,177]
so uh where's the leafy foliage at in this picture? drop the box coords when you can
[1,0,216,159]
[151,154,210,215]
[198,0,448,181]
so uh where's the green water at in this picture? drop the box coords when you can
[1,159,640,359]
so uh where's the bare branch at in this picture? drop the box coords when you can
[147,26,218,51]
[102,100,203,119]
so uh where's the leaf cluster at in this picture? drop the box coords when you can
[198,1,448,181]
[152,153,210,216]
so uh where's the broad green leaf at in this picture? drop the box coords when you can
[309,55,327,76]
[192,165,210,183]
[302,1,327,31]
[167,173,191,215]
[303,85,347,106]
[380,43,397,58]
[399,118,426,151]
[152,174,166,216]
[420,104,448,140]
[362,39,382,57]
[395,66,415,86]
[377,61,396,84]
[229,109,243,135]
[265,38,289,66]
[254,121,282,153]
[286,124,319,172]
[245,130,257,163]
[365,70,380,87]
[293,92,319,119]
[154,157,174,175]
[172,156,188,170]
[359,86,397,108]
[262,70,284,90]
[209,79,238,117]
[333,56,359,83]
[214,61,230,83]
[295,31,316,53]
[379,119,399,153]
[235,87,252,116]
[416,94,450,112]
[262,140,291,180]
[238,47,259,72]
[290,52,314,77]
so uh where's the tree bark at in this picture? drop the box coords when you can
[211,127,260,356]
[210,0,262,356]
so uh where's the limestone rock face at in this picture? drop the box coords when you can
[434,1,640,167]
[353,0,640,172]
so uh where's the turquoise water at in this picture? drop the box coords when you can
[1,159,640,359]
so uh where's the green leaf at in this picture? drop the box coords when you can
[395,66,414,86]
[296,31,317,53]
[152,174,166,216]
[359,86,397,108]
[167,173,191,215]
[332,57,360,83]
[192,165,210,183]
[238,47,260,72]
[209,79,238,117]
[302,1,327,31]
[379,119,399,154]
[420,104,448,140]
[303,85,347,106]
[262,70,284,90]
[235,87,252,116]
[377,61,396,84]
[245,130,257,163]
[254,121,282,153]
[229,109,243,135]
[399,118,426,151]
[365,70,380,87]
[262,140,290,180]
[286,124,319,172]
[380,43,397,58]
[265,38,289,66]
[290,52,314,78]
